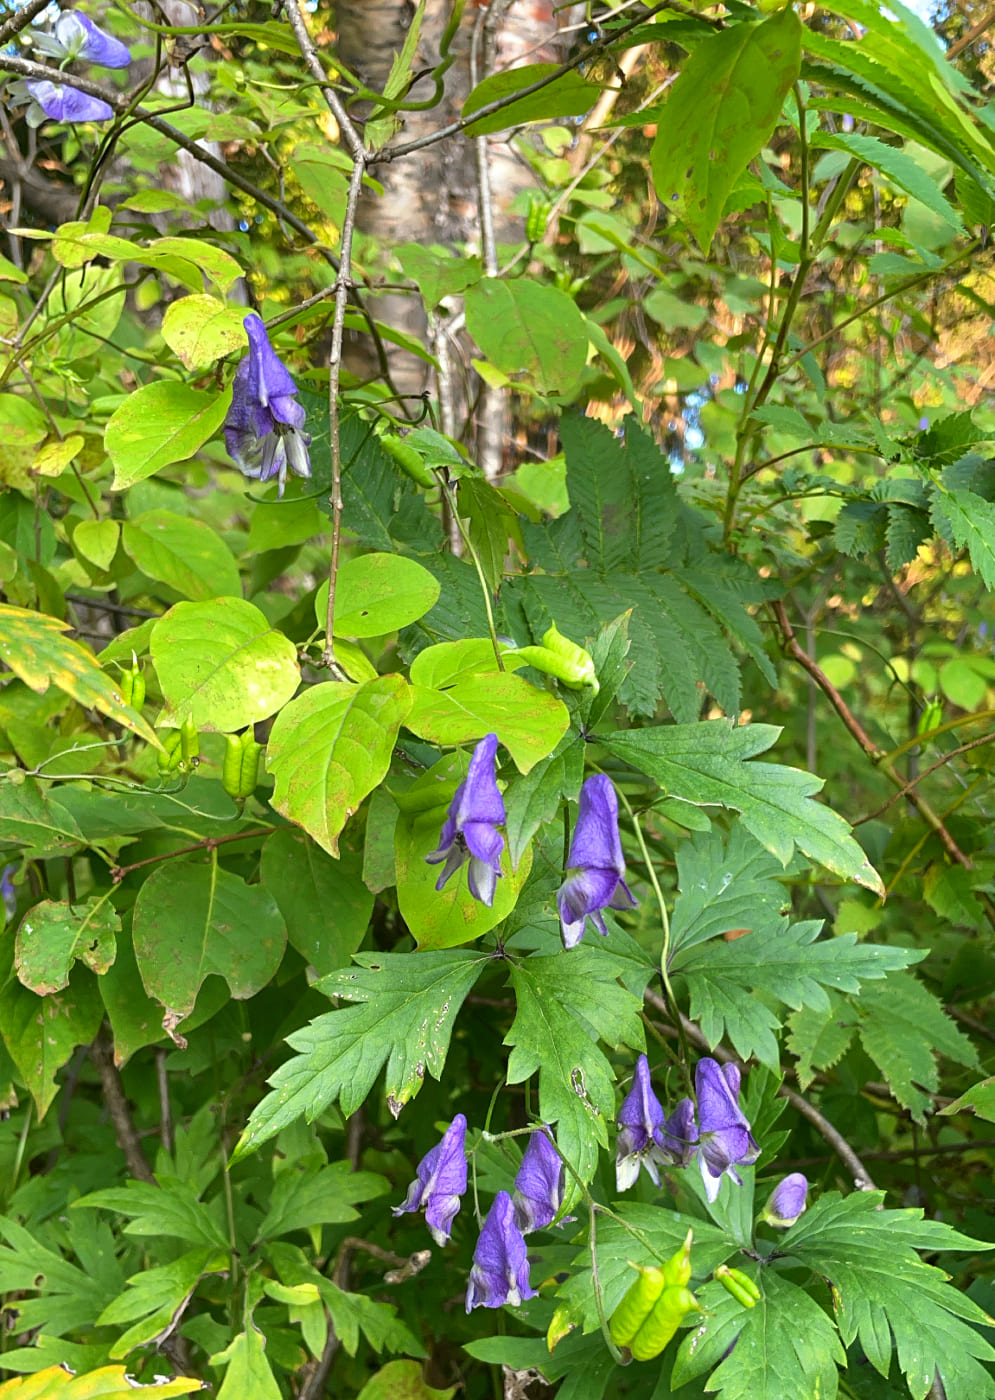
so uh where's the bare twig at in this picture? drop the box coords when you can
[946,7,995,59]
[110,828,275,883]
[156,1049,174,1157]
[0,0,51,45]
[855,733,995,825]
[91,1028,156,1183]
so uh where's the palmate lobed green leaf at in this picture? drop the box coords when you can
[232,950,489,1159]
[781,1193,995,1400]
[606,721,885,894]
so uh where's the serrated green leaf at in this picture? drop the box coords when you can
[671,826,790,956]
[784,1192,995,1400]
[931,486,995,590]
[673,919,920,1067]
[885,503,931,571]
[254,1161,387,1243]
[212,1326,282,1400]
[320,1280,426,1359]
[233,951,488,1157]
[504,949,645,1191]
[651,11,802,253]
[266,676,412,856]
[132,863,286,1018]
[674,1272,845,1399]
[605,721,885,894]
[853,972,978,1122]
[835,500,889,557]
[76,1179,229,1250]
[941,1075,995,1123]
[814,131,963,231]
[0,1215,119,1339]
[787,995,858,1090]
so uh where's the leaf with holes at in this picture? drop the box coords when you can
[15,897,119,994]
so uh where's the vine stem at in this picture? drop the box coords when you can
[110,828,275,883]
[441,480,506,671]
[282,0,369,670]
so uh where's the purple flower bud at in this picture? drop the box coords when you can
[392,1114,467,1246]
[918,415,930,431]
[695,1058,759,1203]
[557,775,637,949]
[425,733,506,907]
[512,1128,564,1234]
[15,79,114,126]
[224,314,312,499]
[466,1190,536,1311]
[32,11,131,68]
[661,1096,699,1168]
[616,1054,670,1190]
[763,1172,808,1228]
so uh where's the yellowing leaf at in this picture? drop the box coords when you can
[0,603,158,746]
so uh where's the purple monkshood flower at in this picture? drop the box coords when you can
[557,774,637,949]
[425,733,505,907]
[1,865,16,926]
[616,1054,671,1190]
[661,1096,699,1169]
[32,11,131,68]
[512,1128,565,1234]
[8,79,113,126]
[392,1114,467,1246]
[763,1172,809,1228]
[696,1058,759,1203]
[466,1190,536,1312]
[224,313,312,498]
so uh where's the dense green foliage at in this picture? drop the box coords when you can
[2,1,995,1397]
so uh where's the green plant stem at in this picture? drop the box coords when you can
[441,480,506,671]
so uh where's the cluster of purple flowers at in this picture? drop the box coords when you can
[392,1115,566,1311]
[616,1053,806,1224]
[8,10,130,127]
[427,733,637,947]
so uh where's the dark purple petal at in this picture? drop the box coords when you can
[695,1058,758,1202]
[764,1172,808,1228]
[392,1114,467,1246]
[224,316,311,496]
[425,735,505,907]
[557,867,621,948]
[721,1062,741,1098]
[26,80,113,124]
[566,775,625,877]
[466,1191,536,1311]
[512,1128,563,1233]
[243,313,299,410]
[661,1097,698,1167]
[616,1055,670,1189]
[1,864,16,923]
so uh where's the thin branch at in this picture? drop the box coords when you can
[854,733,995,825]
[156,1049,174,1156]
[282,0,366,162]
[110,828,274,883]
[0,0,51,45]
[946,7,995,59]
[772,600,978,872]
[91,1028,156,1183]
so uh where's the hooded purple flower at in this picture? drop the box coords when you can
[32,11,131,67]
[512,1128,564,1234]
[1,865,16,926]
[557,775,636,949]
[392,1114,467,1245]
[9,79,113,126]
[695,1058,759,1203]
[224,313,311,498]
[616,1054,671,1190]
[661,1096,699,1169]
[763,1172,808,1228]
[425,733,505,907]
[466,1191,536,1311]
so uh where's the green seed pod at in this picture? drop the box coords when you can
[237,730,263,798]
[715,1265,761,1308]
[157,729,184,774]
[129,668,146,712]
[119,669,134,709]
[661,1229,694,1290]
[380,433,436,489]
[609,1264,665,1349]
[180,717,199,765]
[526,196,552,243]
[513,623,599,692]
[627,1286,702,1362]
[917,698,943,738]
[222,735,244,799]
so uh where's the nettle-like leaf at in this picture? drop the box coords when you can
[787,970,978,1121]
[95,1247,229,1360]
[673,1271,845,1400]
[672,918,919,1067]
[0,1214,123,1340]
[253,1161,388,1244]
[504,947,645,1192]
[266,675,412,856]
[782,1193,995,1400]
[233,950,489,1159]
[606,721,884,894]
